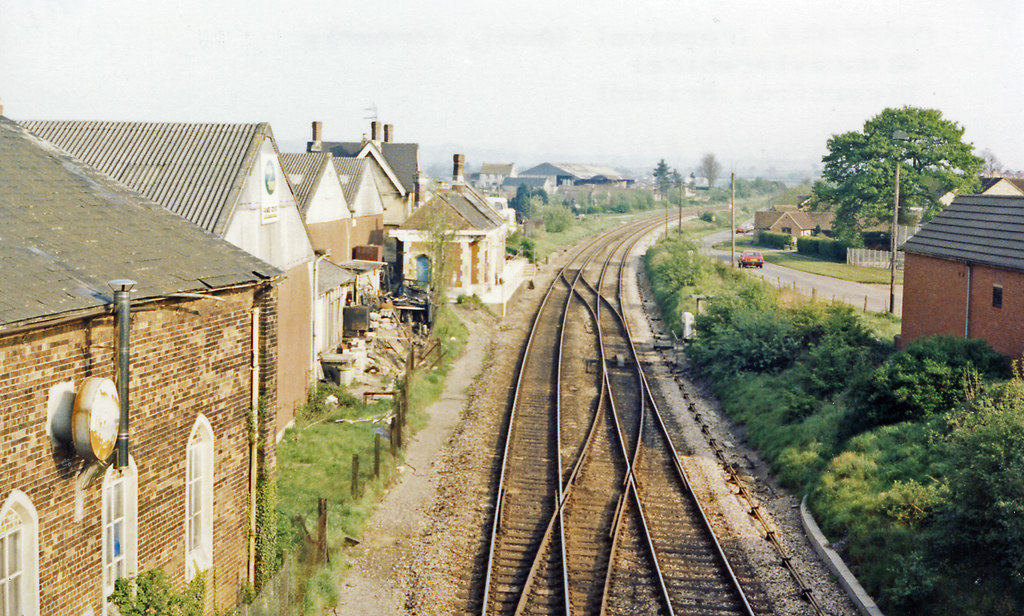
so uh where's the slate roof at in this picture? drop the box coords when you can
[318,260,355,295]
[0,116,278,328]
[400,185,504,232]
[279,152,330,214]
[502,175,552,188]
[332,158,371,206]
[320,140,419,194]
[902,195,1024,271]
[979,176,1024,195]
[20,120,269,236]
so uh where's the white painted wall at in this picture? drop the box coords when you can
[305,161,351,224]
[223,138,315,271]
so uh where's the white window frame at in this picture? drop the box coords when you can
[185,415,214,580]
[0,490,39,616]
[102,457,138,615]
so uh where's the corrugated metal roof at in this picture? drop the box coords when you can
[0,116,278,328]
[279,152,329,214]
[902,195,1024,271]
[520,162,633,182]
[318,260,354,295]
[20,120,265,236]
[480,163,515,176]
[332,157,370,205]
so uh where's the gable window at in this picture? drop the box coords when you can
[993,285,1003,308]
[185,415,214,579]
[103,459,137,613]
[781,226,792,234]
[0,490,39,616]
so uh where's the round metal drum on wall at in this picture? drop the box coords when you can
[72,376,120,461]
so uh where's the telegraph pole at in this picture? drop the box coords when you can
[730,172,736,267]
[890,163,900,314]
[678,176,683,234]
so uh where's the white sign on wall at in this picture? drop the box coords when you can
[260,153,280,224]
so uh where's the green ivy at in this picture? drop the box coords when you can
[108,569,204,616]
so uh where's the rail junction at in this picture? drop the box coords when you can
[479,215,774,616]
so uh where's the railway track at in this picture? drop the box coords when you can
[481,214,765,615]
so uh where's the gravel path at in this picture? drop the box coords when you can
[330,225,864,615]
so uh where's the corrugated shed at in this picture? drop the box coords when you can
[520,162,633,182]
[902,195,1024,272]
[0,116,278,328]
[280,152,329,214]
[20,120,265,235]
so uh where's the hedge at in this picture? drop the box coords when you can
[758,231,793,249]
[797,236,848,261]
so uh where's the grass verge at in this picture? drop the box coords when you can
[271,305,469,615]
[763,252,904,285]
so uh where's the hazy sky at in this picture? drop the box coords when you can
[2,0,1022,174]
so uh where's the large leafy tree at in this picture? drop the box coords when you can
[700,153,722,188]
[814,106,983,242]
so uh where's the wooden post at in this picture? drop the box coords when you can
[811,288,817,301]
[864,295,869,313]
[316,498,329,564]
[374,433,381,477]
[390,418,398,456]
[730,172,736,267]
[351,454,360,499]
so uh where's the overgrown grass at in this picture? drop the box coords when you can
[272,305,469,615]
[764,252,904,285]
[645,232,1023,615]
[530,212,652,262]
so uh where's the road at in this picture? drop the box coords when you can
[702,229,903,316]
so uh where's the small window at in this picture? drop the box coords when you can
[993,285,1003,308]
[185,415,214,579]
[0,491,39,616]
[103,459,138,614]
[781,227,792,234]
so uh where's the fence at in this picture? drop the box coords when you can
[847,248,904,271]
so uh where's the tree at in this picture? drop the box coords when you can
[980,148,1003,177]
[653,159,672,198]
[700,153,722,188]
[813,106,983,243]
[509,184,548,219]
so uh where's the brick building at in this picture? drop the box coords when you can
[901,194,1024,357]
[0,117,279,614]
[20,120,314,435]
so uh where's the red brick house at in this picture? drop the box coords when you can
[901,194,1024,357]
[0,117,279,614]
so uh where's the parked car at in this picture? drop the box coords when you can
[738,250,764,268]
[735,227,746,234]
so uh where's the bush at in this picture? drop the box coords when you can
[506,231,535,261]
[699,211,716,223]
[538,204,574,233]
[758,230,792,249]
[797,236,848,261]
[848,336,1008,433]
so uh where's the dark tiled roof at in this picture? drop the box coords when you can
[0,117,278,328]
[502,175,551,188]
[20,120,267,235]
[902,195,1024,271]
[400,185,503,232]
[318,260,354,295]
[279,152,330,214]
[381,142,419,193]
[321,140,418,194]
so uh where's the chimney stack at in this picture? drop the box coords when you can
[383,124,394,143]
[453,154,466,184]
[312,121,322,142]
[371,121,382,142]
[0,98,4,116]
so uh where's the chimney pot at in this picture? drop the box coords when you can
[384,124,394,143]
[371,121,382,142]
[312,121,322,142]
[453,154,466,184]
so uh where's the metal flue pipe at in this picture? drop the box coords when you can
[110,279,136,468]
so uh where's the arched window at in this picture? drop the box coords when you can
[415,254,431,285]
[185,415,214,579]
[102,458,137,614]
[0,490,39,616]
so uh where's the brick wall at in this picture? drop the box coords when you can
[901,252,1024,357]
[0,285,274,615]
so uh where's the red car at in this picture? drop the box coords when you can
[738,250,764,268]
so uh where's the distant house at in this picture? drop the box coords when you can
[501,174,557,197]
[980,176,1024,196]
[754,207,834,238]
[391,155,528,314]
[22,120,315,434]
[474,162,517,189]
[519,162,635,187]
[901,195,1024,357]
[0,116,278,615]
